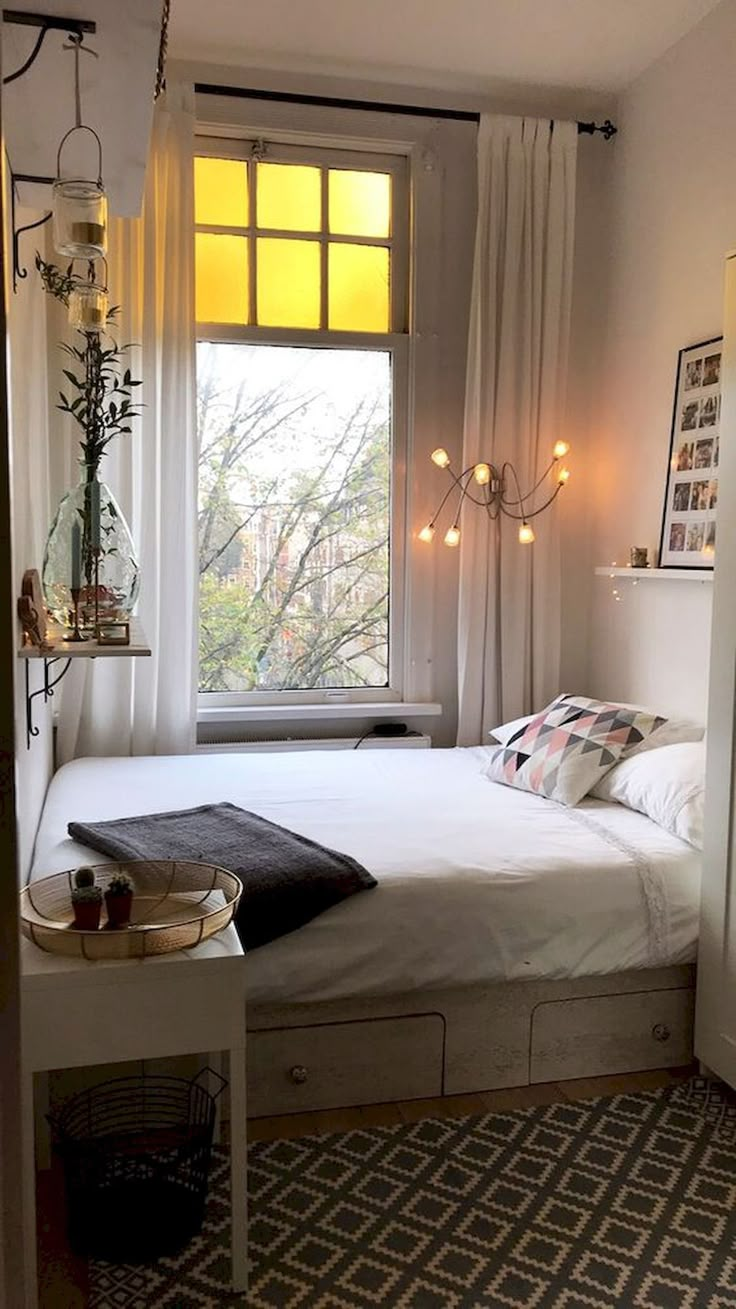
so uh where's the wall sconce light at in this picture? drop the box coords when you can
[419,442,572,547]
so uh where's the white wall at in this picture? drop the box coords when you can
[588,0,736,719]
[9,210,53,880]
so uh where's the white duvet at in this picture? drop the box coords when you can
[30,747,700,1007]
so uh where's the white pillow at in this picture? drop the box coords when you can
[489,714,534,745]
[591,740,705,848]
[489,702,703,757]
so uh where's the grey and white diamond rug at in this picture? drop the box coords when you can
[89,1077,736,1308]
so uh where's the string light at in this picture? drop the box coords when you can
[557,466,571,485]
[418,523,435,543]
[444,525,461,547]
[553,440,570,459]
[473,462,491,485]
[518,523,535,544]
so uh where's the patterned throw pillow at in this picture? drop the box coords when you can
[483,694,667,807]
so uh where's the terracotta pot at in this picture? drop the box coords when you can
[72,898,102,931]
[104,890,133,928]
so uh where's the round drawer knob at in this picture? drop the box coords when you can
[290,1064,308,1084]
[652,1023,671,1043]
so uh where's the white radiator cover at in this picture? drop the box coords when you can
[196,734,432,754]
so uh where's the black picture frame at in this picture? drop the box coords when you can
[659,335,722,570]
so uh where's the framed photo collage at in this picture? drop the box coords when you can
[659,336,722,569]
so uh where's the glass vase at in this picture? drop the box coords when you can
[43,474,140,629]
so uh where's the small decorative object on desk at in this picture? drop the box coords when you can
[21,860,242,960]
[17,569,52,652]
[630,546,649,568]
[35,256,142,634]
[95,620,130,646]
[104,872,134,928]
[71,867,103,931]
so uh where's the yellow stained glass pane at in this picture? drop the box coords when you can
[257,163,321,232]
[329,170,391,238]
[195,233,248,324]
[257,238,320,328]
[328,244,389,332]
[194,157,248,227]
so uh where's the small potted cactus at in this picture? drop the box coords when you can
[104,872,134,928]
[71,867,103,931]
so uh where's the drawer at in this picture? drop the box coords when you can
[530,986,694,1083]
[248,1013,445,1116]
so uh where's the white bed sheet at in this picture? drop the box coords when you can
[30,748,700,1007]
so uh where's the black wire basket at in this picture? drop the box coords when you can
[49,1068,227,1260]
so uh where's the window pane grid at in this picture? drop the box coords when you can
[196,222,391,248]
[195,154,398,333]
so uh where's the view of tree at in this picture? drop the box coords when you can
[197,344,391,693]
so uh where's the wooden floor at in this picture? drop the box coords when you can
[38,1064,696,1307]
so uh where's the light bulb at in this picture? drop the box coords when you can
[418,523,435,543]
[444,525,461,547]
[553,440,570,459]
[557,466,571,485]
[473,462,491,485]
[518,522,535,545]
[431,447,451,468]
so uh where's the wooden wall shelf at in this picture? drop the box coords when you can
[19,618,150,747]
[18,617,151,659]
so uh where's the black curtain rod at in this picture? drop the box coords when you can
[194,82,617,140]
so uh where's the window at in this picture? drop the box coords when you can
[194,139,408,703]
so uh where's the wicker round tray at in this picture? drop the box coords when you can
[20,861,242,960]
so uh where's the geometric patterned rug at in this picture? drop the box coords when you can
[89,1077,736,1308]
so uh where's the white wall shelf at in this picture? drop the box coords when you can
[19,618,150,748]
[595,567,713,582]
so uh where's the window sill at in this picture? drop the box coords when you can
[197,701,443,725]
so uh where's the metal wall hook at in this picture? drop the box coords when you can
[9,168,51,292]
[2,10,96,86]
[24,655,72,748]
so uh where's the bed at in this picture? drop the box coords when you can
[30,746,700,1115]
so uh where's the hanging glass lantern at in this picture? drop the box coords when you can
[53,125,107,259]
[68,258,108,331]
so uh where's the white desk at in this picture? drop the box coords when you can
[21,926,247,1309]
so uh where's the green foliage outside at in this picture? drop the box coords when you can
[198,345,391,693]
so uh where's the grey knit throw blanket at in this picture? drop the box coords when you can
[68,801,377,950]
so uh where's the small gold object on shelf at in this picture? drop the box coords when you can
[95,620,130,646]
[629,547,649,568]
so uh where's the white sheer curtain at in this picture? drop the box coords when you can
[456,115,577,746]
[57,87,197,762]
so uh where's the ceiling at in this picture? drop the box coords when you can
[169,0,723,96]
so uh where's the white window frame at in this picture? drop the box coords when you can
[195,133,410,709]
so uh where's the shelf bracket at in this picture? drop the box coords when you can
[1,10,95,85]
[10,173,52,292]
[25,655,72,749]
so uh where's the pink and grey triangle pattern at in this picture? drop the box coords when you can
[486,694,666,807]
